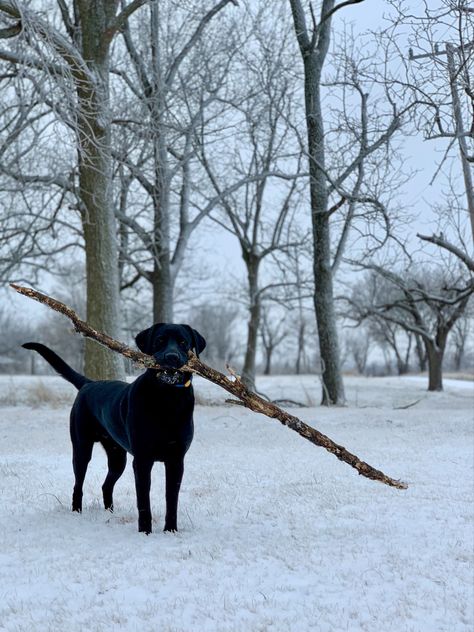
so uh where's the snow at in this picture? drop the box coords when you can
[0,374,472,632]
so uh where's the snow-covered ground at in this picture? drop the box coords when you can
[0,374,472,632]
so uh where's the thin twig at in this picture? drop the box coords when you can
[393,399,421,410]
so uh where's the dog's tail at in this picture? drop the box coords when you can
[22,342,92,390]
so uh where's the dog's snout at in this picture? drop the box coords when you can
[164,351,181,368]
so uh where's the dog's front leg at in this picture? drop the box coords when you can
[133,456,154,534]
[164,457,184,532]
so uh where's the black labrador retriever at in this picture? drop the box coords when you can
[23,323,206,534]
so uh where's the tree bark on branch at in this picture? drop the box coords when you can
[417,233,474,272]
[11,283,408,491]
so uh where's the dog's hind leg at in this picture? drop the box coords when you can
[101,439,127,512]
[70,403,95,513]
[71,439,93,512]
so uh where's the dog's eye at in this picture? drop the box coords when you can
[179,340,187,347]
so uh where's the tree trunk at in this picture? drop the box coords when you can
[446,45,474,243]
[452,320,467,371]
[394,347,408,375]
[295,319,305,375]
[453,345,464,372]
[242,259,261,390]
[76,0,124,380]
[151,176,173,323]
[414,333,427,372]
[263,345,273,375]
[150,3,173,324]
[291,0,345,404]
[313,230,345,404]
[426,340,446,391]
[306,68,345,403]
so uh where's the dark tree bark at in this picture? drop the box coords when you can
[295,319,306,375]
[149,0,173,323]
[426,344,444,391]
[75,0,128,380]
[242,257,261,390]
[289,0,346,404]
[414,333,427,372]
[425,331,448,391]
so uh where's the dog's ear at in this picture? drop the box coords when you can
[184,326,206,357]
[135,324,164,354]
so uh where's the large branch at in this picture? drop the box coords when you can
[319,0,365,27]
[288,0,311,53]
[10,283,408,491]
[417,233,474,272]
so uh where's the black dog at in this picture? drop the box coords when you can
[23,323,205,534]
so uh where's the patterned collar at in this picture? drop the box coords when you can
[155,370,192,388]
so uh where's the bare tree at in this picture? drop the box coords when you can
[367,316,413,375]
[343,276,416,376]
[112,0,239,322]
[189,302,239,368]
[259,305,288,376]
[198,6,306,390]
[287,0,416,403]
[0,0,151,379]
[449,307,473,371]
[345,328,371,375]
[343,262,474,391]
[0,69,82,284]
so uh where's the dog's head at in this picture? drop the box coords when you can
[135,323,206,370]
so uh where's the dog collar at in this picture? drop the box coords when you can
[155,371,192,388]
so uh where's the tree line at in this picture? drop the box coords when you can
[0,0,473,398]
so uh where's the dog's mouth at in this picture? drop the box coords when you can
[155,369,190,386]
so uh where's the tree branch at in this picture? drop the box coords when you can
[165,0,238,89]
[417,233,474,272]
[0,21,20,38]
[288,0,311,53]
[11,283,408,491]
[107,0,149,40]
[319,0,365,28]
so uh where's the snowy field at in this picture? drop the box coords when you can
[0,373,472,632]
